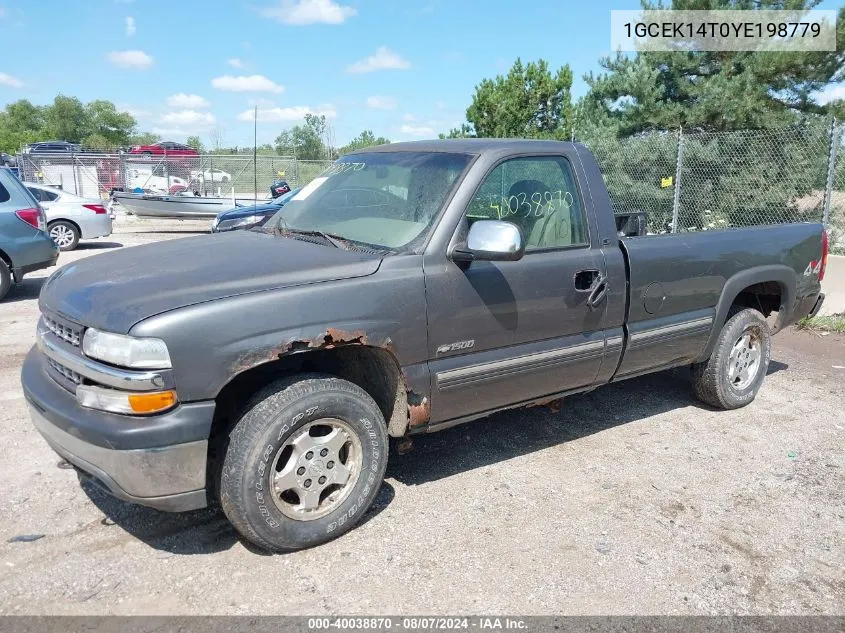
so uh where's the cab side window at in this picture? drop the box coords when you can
[465,156,587,250]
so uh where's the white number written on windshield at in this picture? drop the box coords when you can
[321,162,367,177]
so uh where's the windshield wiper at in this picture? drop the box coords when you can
[272,224,348,249]
[289,228,348,249]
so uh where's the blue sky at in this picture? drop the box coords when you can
[0,0,842,147]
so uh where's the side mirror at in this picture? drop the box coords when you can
[452,220,525,262]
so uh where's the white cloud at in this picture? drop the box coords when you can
[107,50,153,70]
[158,110,216,129]
[400,124,434,137]
[228,57,244,68]
[240,105,337,123]
[260,0,356,25]
[366,96,397,110]
[119,105,151,119]
[211,74,284,93]
[347,46,410,73]
[402,113,416,122]
[166,93,210,109]
[815,83,845,105]
[0,72,23,88]
[125,16,136,36]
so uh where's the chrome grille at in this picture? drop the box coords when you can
[47,357,83,385]
[43,315,82,347]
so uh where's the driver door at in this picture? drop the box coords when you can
[424,154,610,423]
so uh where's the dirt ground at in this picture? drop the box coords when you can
[0,216,842,615]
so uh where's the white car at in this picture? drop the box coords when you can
[24,183,113,251]
[191,168,232,183]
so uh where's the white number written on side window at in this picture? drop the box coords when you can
[487,190,574,219]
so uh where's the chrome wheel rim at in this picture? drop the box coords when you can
[728,330,761,390]
[49,225,75,248]
[270,419,362,521]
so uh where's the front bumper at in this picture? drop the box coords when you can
[22,347,214,512]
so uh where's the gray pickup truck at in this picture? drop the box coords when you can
[22,140,827,552]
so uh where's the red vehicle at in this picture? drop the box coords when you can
[128,141,199,157]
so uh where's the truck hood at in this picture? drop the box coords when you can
[39,230,383,333]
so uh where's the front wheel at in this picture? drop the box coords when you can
[218,374,388,552]
[692,308,771,409]
[48,220,80,251]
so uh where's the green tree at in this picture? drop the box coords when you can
[186,135,206,153]
[274,114,329,160]
[43,95,88,142]
[85,100,136,146]
[439,123,475,139]
[0,96,138,152]
[127,132,161,146]
[581,1,844,135]
[340,130,389,155]
[0,100,45,152]
[451,59,574,139]
[82,133,113,150]
[576,0,844,230]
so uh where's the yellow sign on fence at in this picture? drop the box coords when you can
[660,176,673,188]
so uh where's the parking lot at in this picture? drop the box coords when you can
[0,217,842,615]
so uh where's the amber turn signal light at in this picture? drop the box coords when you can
[128,390,178,414]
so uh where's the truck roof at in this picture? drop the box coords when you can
[357,138,579,154]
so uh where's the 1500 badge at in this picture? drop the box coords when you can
[436,340,475,355]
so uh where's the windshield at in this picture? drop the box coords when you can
[265,151,472,251]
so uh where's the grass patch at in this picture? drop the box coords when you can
[795,313,845,333]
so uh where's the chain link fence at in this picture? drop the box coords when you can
[830,125,845,253]
[13,124,845,252]
[580,119,843,250]
[15,151,333,202]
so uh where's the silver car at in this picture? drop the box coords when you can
[0,169,59,301]
[25,183,113,251]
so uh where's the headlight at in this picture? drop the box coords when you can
[82,328,172,369]
[215,214,262,232]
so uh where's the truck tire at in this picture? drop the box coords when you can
[692,308,771,410]
[0,259,11,301]
[218,374,388,552]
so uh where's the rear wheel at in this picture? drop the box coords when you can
[692,308,771,409]
[218,374,388,552]
[0,259,11,301]
[47,220,80,251]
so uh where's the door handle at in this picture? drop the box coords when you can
[574,269,601,292]
[586,276,609,310]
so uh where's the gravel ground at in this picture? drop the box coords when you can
[0,216,843,615]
